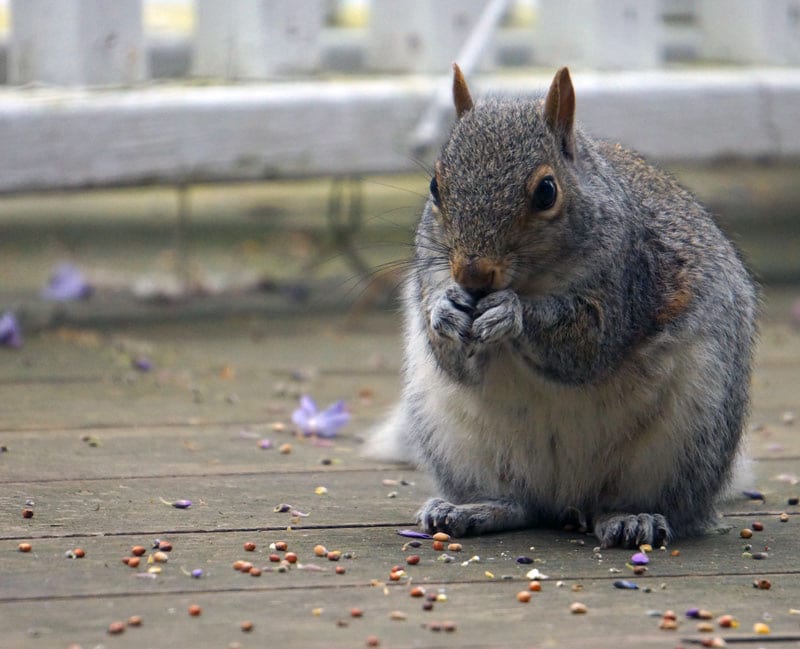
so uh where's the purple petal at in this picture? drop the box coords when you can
[613,580,639,590]
[0,312,22,348]
[41,263,92,301]
[397,529,432,539]
[172,499,192,509]
[742,489,765,501]
[314,401,350,438]
[630,552,649,565]
[291,395,318,432]
[258,438,273,450]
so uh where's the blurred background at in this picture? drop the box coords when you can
[0,0,798,336]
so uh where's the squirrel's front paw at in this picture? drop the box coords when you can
[417,497,527,537]
[430,285,476,343]
[472,289,523,344]
[594,513,671,548]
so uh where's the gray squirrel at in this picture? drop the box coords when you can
[367,65,758,548]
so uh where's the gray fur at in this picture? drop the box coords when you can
[366,69,758,548]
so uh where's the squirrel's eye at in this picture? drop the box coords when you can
[531,176,557,211]
[429,176,440,205]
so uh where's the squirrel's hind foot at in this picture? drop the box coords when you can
[416,497,527,537]
[594,513,671,549]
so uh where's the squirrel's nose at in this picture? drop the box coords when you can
[451,255,498,295]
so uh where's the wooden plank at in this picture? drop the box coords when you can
[1,70,800,194]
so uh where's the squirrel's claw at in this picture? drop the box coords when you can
[595,513,671,549]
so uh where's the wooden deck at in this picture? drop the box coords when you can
[2,290,800,649]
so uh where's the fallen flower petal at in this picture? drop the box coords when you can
[159,497,192,509]
[613,580,639,590]
[0,312,22,349]
[291,395,350,438]
[41,263,92,301]
[397,530,432,539]
[630,552,649,565]
[742,489,766,500]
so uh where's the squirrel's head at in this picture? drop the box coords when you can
[426,65,585,297]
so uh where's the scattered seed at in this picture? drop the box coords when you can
[268,554,281,562]
[285,552,298,564]
[529,580,542,592]
[274,504,292,513]
[660,618,679,630]
[366,635,380,647]
[517,591,532,603]
[249,567,262,577]
[630,552,649,565]
[279,443,292,454]
[779,512,789,522]
[274,541,288,551]
[740,528,753,539]
[432,541,445,551]
[632,565,648,575]
[21,509,33,519]
[127,615,142,627]
[754,578,771,590]
[18,543,31,553]
[314,545,328,557]
[443,621,457,632]
[152,551,169,563]
[447,543,462,552]
[389,610,408,621]
[515,556,533,564]
[697,622,714,633]
[432,532,451,542]
[717,614,738,628]
[108,621,125,635]
[351,608,364,618]
[742,490,765,501]
[752,521,764,531]
[406,555,420,565]
[244,542,256,552]
[753,622,770,634]
[191,569,203,578]
[335,565,346,575]
[131,546,146,556]
[422,601,434,611]
[72,548,85,558]
[157,541,173,552]
[239,620,254,632]
[751,552,768,560]
[570,602,588,614]
[410,586,426,598]
[613,580,639,590]
[127,557,141,568]
[789,497,799,506]
[671,549,681,557]
[258,438,273,450]
[188,604,202,617]
[639,543,653,553]
[171,499,192,509]
[314,486,328,496]
[327,550,342,561]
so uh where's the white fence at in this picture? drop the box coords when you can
[1,0,799,194]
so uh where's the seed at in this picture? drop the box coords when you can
[243,541,256,552]
[779,512,789,522]
[233,560,246,571]
[335,566,346,574]
[127,557,141,568]
[239,562,253,572]
[671,549,681,557]
[717,614,738,628]
[570,602,588,614]
[663,611,677,621]
[422,601,434,611]
[447,543,462,552]
[241,620,254,632]
[443,621,457,632]
[633,565,648,575]
[327,550,342,561]
[432,532,450,542]
[406,555,420,565]
[789,497,799,506]
[157,541,173,552]
[152,551,169,563]
[249,567,262,577]
[285,552,298,564]
[188,604,202,616]
[753,622,770,634]
[366,635,380,647]
[191,569,203,578]
[314,544,327,557]
[740,528,753,539]
[72,548,85,558]
[18,543,32,553]
[697,622,714,632]
[754,579,771,590]
[431,541,445,551]
[279,443,292,454]
[351,608,364,618]
[127,615,142,627]
[22,509,33,519]
[660,618,679,630]
[529,580,542,592]
[274,541,288,551]
[517,591,532,603]
[751,552,768,560]
[752,521,764,531]
[268,554,280,562]
[108,621,126,635]
[429,622,442,632]
[389,610,408,621]
[410,586,426,598]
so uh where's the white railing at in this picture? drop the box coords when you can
[0,1,798,194]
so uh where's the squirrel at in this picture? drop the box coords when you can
[366,64,758,548]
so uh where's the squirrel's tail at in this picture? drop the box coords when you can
[362,404,415,464]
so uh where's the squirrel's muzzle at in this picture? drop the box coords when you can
[451,254,505,295]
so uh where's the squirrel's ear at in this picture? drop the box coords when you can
[452,63,474,119]
[544,67,576,159]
